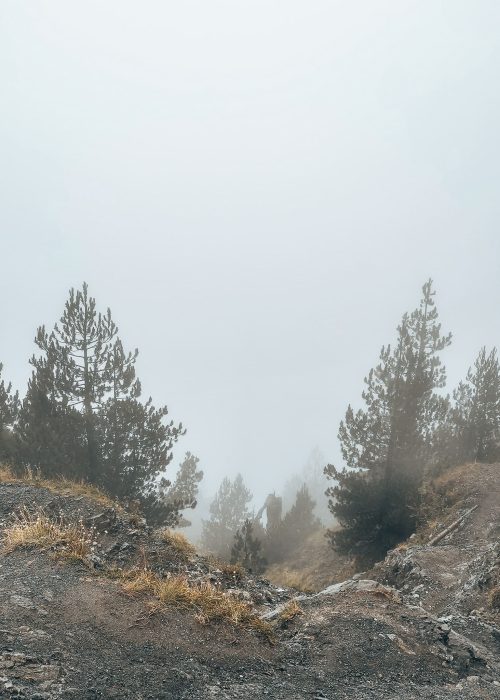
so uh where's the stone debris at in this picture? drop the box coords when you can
[1,466,500,699]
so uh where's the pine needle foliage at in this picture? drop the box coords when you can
[325,280,451,566]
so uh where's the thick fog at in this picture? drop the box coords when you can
[1,1,500,507]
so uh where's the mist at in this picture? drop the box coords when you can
[2,0,500,508]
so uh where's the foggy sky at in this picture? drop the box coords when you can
[1,1,500,507]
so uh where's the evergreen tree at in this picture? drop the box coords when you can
[31,283,118,480]
[265,485,320,563]
[281,485,320,556]
[17,283,185,523]
[425,395,462,474]
[98,396,180,499]
[16,358,85,477]
[453,347,500,463]
[0,363,19,462]
[231,519,266,574]
[162,452,204,518]
[201,474,252,558]
[282,447,331,524]
[325,280,451,566]
[143,452,204,527]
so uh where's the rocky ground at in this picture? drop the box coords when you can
[1,464,500,699]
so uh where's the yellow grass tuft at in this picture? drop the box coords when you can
[206,557,245,582]
[277,599,303,623]
[218,561,245,582]
[2,508,92,563]
[122,570,271,636]
[0,464,115,508]
[161,529,196,558]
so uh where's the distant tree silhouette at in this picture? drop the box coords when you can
[0,362,19,462]
[144,452,204,527]
[264,484,320,563]
[282,447,331,524]
[202,474,253,558]
[453,347,500,463]
[231,519,266,574]
[281,485,320,555]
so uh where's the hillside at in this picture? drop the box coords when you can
[264,528,354,592]
[1,466,500,699]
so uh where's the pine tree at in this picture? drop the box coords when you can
[281,485,320,556]
[325,280,451,566]
[0,363,19,462]
[425,395,461,474]
[18,283,185,523]
[283,447,331,524]
[201,474,253,558]
[96,332,185,513]
[265,485,320,563]
[161,452,204,520]
[453,347,500,463]
[231,519,266,574]
[142,452,204,527]
[16,358,85,477]
[98,396,177,498]
[31,283,118,480]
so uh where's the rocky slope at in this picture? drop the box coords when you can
[1,464,500,699]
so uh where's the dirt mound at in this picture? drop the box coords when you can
[1,471,500,698]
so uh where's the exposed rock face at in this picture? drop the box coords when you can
[0,466,500,699]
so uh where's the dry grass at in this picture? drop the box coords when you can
[271,571,315,594]
[206,557,245,582]
[122,569,271,636]
[2,508,92,563]
[393,542,409,552]
[417,462,486,542]
[218,561,245,582]
[423,462,481,512]
[489,586,500,610]
[161,529,196,558]
[265,529,356,592]
[277,599,303,623]
[0,464,115,508]
[368,587,402,604]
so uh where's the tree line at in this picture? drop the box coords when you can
[200,473,320,574]
[200,279,500,574]
[0,283,203,525]
[1,278,498,572]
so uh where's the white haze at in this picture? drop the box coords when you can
[1,1,500,507]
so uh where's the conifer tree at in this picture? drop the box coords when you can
[453,347,500,463]
[140,451,204,526]
[283,447,331,524]
[32,283,118,480]
[18,283,185,523]
[162,452,203,516]
[231,519,266,574]
[17,358,85,477]
[202,474,253,558]
[0,363,19,462]
[325,280,451,566]
[265,485,320,562]
[281,485,320,555]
